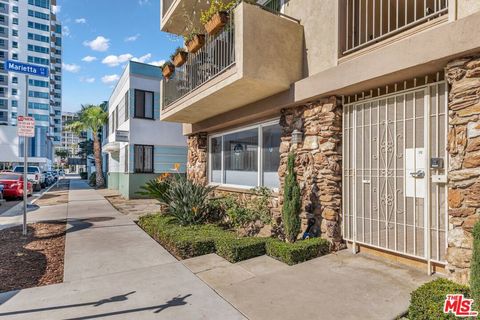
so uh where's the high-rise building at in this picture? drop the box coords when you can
[0,0,62,170]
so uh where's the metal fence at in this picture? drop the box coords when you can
[344,0,449,54]
[163,9,236,109]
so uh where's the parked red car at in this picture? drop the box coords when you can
[0,173,33,199]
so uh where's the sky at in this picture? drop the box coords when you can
[58,0,182,112]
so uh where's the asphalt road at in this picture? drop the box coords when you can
[0,184,55,216]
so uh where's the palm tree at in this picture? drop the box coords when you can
[66,104,108,188]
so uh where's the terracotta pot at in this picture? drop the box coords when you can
[162,64,175,79]
[204,11,229,35]
[172,51,188,67]
[185,34,206,54]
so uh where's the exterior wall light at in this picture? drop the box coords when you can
[291,129,303,144]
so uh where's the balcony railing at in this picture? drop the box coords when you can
[343,0,448,54]
[163,8,236,109]
[162,0,175,17]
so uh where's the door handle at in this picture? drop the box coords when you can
[410,170,425,179]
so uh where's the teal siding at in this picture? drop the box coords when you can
[129,61,162,79]
[154,146,187,173]
[154,92,160,120]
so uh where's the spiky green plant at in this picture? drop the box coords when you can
[282,153,301,243]
[66,104,108,188]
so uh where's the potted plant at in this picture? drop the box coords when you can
[200,0,235,35]
[184,32,206,54]
[161,61,175,79]
[171,47,188,67]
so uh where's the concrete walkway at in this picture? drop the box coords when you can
[0,179,245,320]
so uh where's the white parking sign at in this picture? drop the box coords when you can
[17,116,35,137]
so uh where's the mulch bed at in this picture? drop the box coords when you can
[0,222,66,293]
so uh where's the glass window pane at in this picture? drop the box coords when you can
[262,123,281,188]
[210,137,222,183]
[144,146,153,172]
[145,92,153,119]
[135,90,144,117]
[224,128,258,186]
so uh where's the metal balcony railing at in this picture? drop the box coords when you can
[343,0,449,54]
[163,7,236,110]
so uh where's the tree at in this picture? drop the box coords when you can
[66,104,107,188]
[77,139,94,159]
[55,148,69,161]
[471,221,480,310]
[282,153,301,243]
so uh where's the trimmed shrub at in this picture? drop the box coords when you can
[79,172,88,180]
[471,221,480,310]
[408,278,470,320]
[215,237,267,263]
[266,238,330,265]
[282,153,301,242]
[138,214,232,259]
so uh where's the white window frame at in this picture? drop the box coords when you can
[207,118,281,191]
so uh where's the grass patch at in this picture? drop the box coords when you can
[215,237,267,263]
[266,238,330,265]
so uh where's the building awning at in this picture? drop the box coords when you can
[102,142,120,153]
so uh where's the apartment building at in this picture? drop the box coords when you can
[0,0,62,169]
[103,61,187,199]
[159,0,480,283]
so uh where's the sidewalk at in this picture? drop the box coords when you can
[0,179,245,320]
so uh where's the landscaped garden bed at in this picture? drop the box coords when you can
[266,238,330,265]
[0,222,66,293]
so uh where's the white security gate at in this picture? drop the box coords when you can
[342,81,448,266]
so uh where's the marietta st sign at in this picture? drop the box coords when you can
[5,60,49,77]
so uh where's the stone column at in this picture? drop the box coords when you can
[446,56,480,284]
[278,97,344,249]
[187,133,208,185]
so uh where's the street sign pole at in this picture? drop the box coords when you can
[4,60,48,237]
[22,75,29,236]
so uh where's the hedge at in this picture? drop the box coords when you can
[138,214,234,259]
[408,278,471,320]
[266,238,330,265]
[215,237,267,263]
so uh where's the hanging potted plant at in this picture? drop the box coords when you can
[184,32,205,54]
[161,61,175,79]
[200,0,235,36]
[171,47,188,67]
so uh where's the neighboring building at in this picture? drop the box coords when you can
[0,0,62,170]
[56,111,88,173]
[160,0,480,283]
[103,61,187,199]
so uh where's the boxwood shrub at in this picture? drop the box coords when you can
[266,238,330,265]
[215,237,267,263]
[408,278,470,320]
[138,214,233,259]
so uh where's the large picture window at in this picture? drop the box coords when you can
[134,144,154,173]
[134,89,154,119]
[209,120,281,189]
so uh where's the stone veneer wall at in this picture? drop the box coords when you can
[446,55,480,284]
[187,132,208,186]
[278,97,343,249]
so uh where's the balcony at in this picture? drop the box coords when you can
[161,2,303,123]
[341,0,449,55]
[161,0,212,35]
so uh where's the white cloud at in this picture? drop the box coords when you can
[62,26,71,37]
[81,56,97,63]
[125,34,140,42]
[52,5,61,14]
[62,63,80,73]
[75,18,87,24]
[80,77,95,83]
[138,0,150,5]
[131,53,151,64]
[149,60,165,67]
[83,36,110,52]
[102,74,120,84]
[102,54,133,67]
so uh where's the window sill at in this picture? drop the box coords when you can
[133,116,155,120]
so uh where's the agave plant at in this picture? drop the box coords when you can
[168,177,216,226]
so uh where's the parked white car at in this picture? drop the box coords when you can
[13,166,45,191]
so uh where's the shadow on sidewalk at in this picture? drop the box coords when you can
[0,292,193,318]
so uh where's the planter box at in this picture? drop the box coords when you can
[204,11,229,35]
[173,51,188,67]
[185,34,206,54]
[162,64,175,79]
